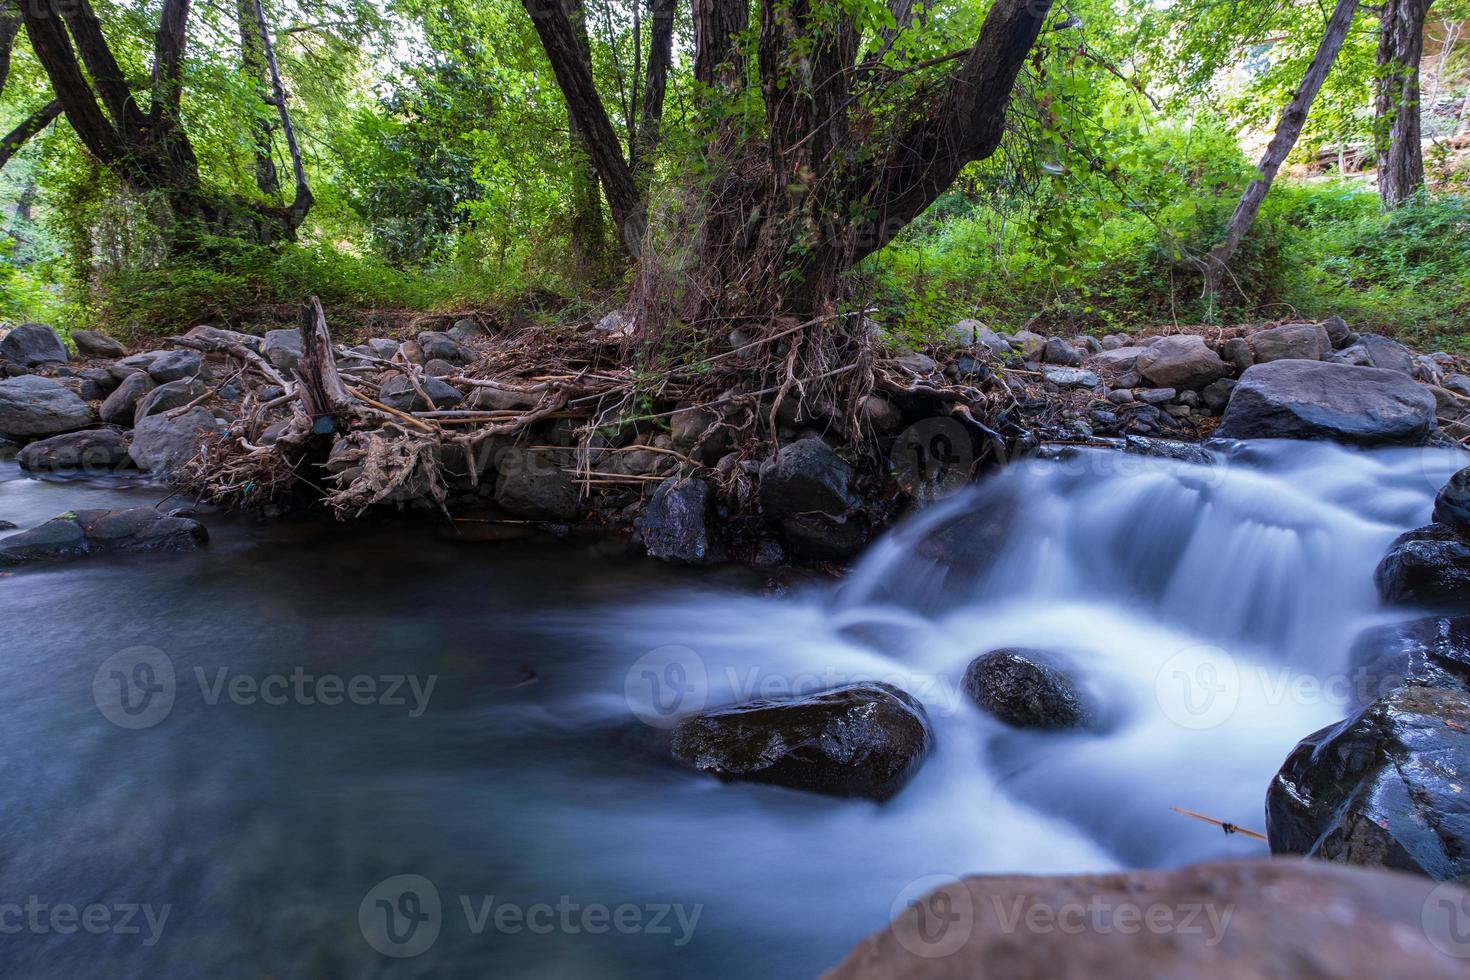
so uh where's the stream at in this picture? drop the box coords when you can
[1,438,1465,978]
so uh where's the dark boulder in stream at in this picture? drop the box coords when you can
[962,649,1093,731]
[637,476,718,564]
[1349,615,1470,704]
[670,683,932,801]
[1374,524,1470,609]
[1266,684,1470,881]
[0,507,207,566]
[759,438,867,559]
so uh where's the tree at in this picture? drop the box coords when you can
[0,0,60,170]
[525,0,1056,320]
[1375,0,1433,207]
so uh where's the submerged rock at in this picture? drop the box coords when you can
[1267,684,1470,881]
[0,375,95,439]
[670,683,932,801]
[1374,524,1470,608]
[962,649,1092,731]
[0,507,207,566]
[17,429,132,473]
[1216,360,1436,446]
[0,323,68,366]
[637,477,718,565]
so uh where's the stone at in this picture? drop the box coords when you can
[895,352,937,375]
[1374,524,1470,608]
[976,329,1012,356]
[492,447,581,521]
[1434,467,1470,537]
[857,395,902,433]
[0,323,67,366]
[638,477,717,564]
[0,437,16,459]
[670,404,730,464]
[1105,389,1133,405]
[468,386,539,411]
[448,318,486,343]
[0,507,207,567]
[377,375,463,412]
[1321,315,1353,348]
[423,358,456,377]
[364,338,400,359]
[670,683,932,801]
[1443,374,1470,399]
[1135,387,1175,404]
[1331,334,1415,376]
[1077,335,1102,354]
[1200,378,1235,413]
[1089,345,1147,371]
[1216,360,1437,446]
[146,349,204,384]
[760,438,866,559]
[593,311,634,337]
[1042,337,1082,366]
[182,324,264,353]
[74,367,118,399]
[1220,336,1253,374]
[1042,367,1097,389]
[1099,333,1130,350]
[18,429,132,473]
[825,860,1469,979]
[416,331,468,363]
[262,329,303,374]
[133,379,206,422]
[110,352,162,381]
[1349,615,1470,704]
[0,375,94,439]
[945,319,984,346]
[70,329,127,359]
[1247,322,1331,363]
[1415,355,1444,386]
[99,372,155,426]
[962,649,1092,730]
[1135,335,1228,389]
[1267,684,1470,881]
[128,407,216,472]
[1009,330,1045,361]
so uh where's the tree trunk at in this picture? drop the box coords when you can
[0,101,61,170]
[562,0,612,275]
[236,0,280,198]
[1200,0,1358,300]
[633,0,676,180]
[1376,0,1433,208]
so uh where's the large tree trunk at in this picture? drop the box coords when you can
[1200,0,1358,300]
[236,0,280,199]
[1376,0,1433,208]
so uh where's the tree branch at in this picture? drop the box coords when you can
[0,100,61,170]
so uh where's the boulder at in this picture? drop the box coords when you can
[0,323,67,366]
[760,438,866,559]
[1247,322,1331,363]
[0,507,207,567]
[1322,315,1353,348]
[468,386,539,411]
[670,404,731,464]
[1374,524,1470,608]
[70,329,127,359]
[1216,360,1436,446]
[133,379,206,422]
[1267,684,1470,881]
[670,683,932,801]
[492,447,581,520]
[416,331,469,363]
[1135,335,1228,389]
[1330,333,1415,376]
[72,367,119,399]
[1349,615,1470,704]
[1444,374,1470,399]
[109,352,163,381]
[0,376,94,439]
[448,318,486,343]
[1432,466,1470,537]
[1042,367,1097,389]
[146,349,205,384]
[1220,336,1253,373]
[963,649,1092,730]
[182,324,264,353]
[1200,378,1235,413]
[857,395,902,433]
[18,429,132,473]
[262,329,303,374]
[1009,330,1045,361]
[99,372,155,426]
[377,375,463,412]
[825,860,1469,979]
[1042,337,1082,366]
[128,407,216,472]
[1089,346,1148,371]
[638,477,718,564]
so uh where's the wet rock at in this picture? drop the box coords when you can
[638,477,718,564]
[1374,524,1470,608]
[377,375,463,412]
[1267,684,1470,881]
[1432,466,1470,537]
[1136,335,1228,389]
[826,859,1469,979]
[1042,337,1083,366]
[760,438,866,559]
[128,407,216,472]
[99,372,155,426]
[146,349,204,384]
[0,507,207,567]
[0,323,67,366]
[262,328,303,374]
[18,429,132,473]
[1349,615,1470,703]
[133,379,206,422]
[0,376,94,439]
[1042,367,1097,389]
[1248,322,1331,363]
[71,329,127,359]
[963,649,1091,731]
[669,683,932,801]
[1216,360,1436,446]
[492,447,582,520]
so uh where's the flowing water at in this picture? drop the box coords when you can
[0,439,1465,978]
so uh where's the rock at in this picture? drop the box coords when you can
[133,379,206,422]
[110,352,163,381]
[128,407,216,472]
[895,352,937,375]
[670,404,730,464]
[1089,346,1147,371]
[0,437,16,459]
[18,429,132,473]
[976,329,1012,356]
[1216,360,1437,446]
[182,324,264,353]
[1105,389,1133,405]
[826,859,1468,979]
[262,329,303,374]
[1349,615,1470,703]
[377,375,463,412]
[1077,335,1102,354]
[669,683,932,801]
[1434,467,1470,537]
[1331,334,1415,376]
[760,438,865,559]
[1248,322,1331,363]
[1042,367,1097,389]
[423,358,456,377]
[1135,387,1175,404]
[1220,336,1253,374]
[1443,374,1470,399]
[0,323,67,366]
[593,311,634,338]
[468,386,539,411]
[73,367,118,399]
[1099,333,1130,350]
[857,395,902,433]
[71,329,127,359]
[0,376,94,439]
[99,372,155,426]
[0,507,207,567]
[1322,315,1353,348]
[364,338,400,359]
[1374,524,1470,608]
[1415,355,1444,386]
[493,447,581,520]
[945,319,984,346]
[1135,335,1228,389]
[448,318,486,343]
[1267,684,1470,881]
[962,650,1091,730]
[1042,337,1082,366]
[1009,330,1045,361]
[638,477,717,564]
[146,349,204,384]
[1200,378,1235,413]
[416,331,468,363]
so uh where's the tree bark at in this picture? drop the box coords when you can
[0,100,61,170]
[248,0,313,232]
[693,0,748,90]
[563,0,611,275]
[1376,0,1433,208]
[1201,0,1359,299]
[633,0,676,180]
[237,0,280,198]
